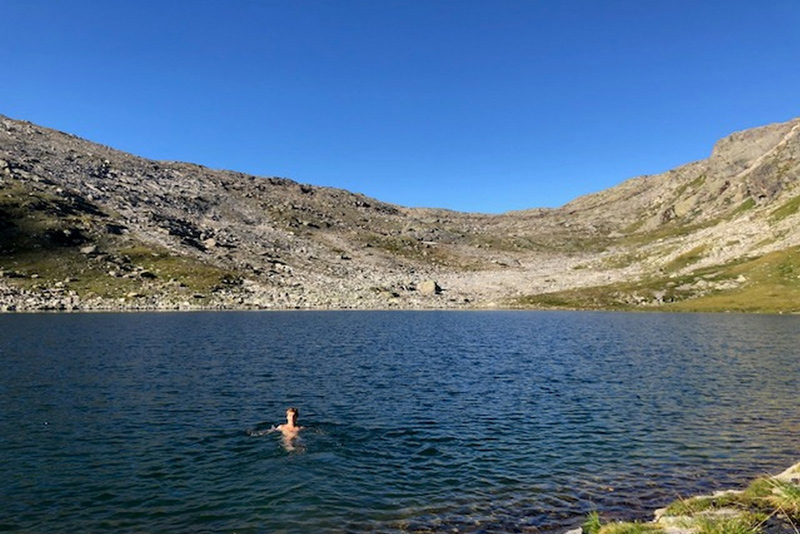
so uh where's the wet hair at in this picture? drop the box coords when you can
[286,407,299,416]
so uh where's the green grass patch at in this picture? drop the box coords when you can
[664,245,708,272]
[669,246,800,313]
[689,174,707,189]
[513,246,800,314]
[622,219,647,234]
[730,198,756,218]
[1,248,140,298]
[663,494,745,517]
[692,513,761,534]
[513,286,633,311]
[663,485,773,518]
[618,218,719,248]
[584,471,800,534]
[744,478,776,501]
[766,479,800,520]
[583,511,603,534]
[582,512,663,534]
[1,239,239,299]
[597,521,662,534]
[770,195,800,222]
[596,251,647,270]
[674,174,707,198]
[118,246,239,293]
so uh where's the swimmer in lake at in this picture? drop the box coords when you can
[277,407,302,436]
[276,407,303,451]
[247,407,305,450]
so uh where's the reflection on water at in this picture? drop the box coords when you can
[1,311,800,533]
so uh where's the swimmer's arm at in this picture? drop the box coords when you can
[247,424,279,436]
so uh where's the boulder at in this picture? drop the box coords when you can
[418,280,442,295]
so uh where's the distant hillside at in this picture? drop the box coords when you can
[1,113,799,312]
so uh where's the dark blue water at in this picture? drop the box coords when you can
[2,311,800,533]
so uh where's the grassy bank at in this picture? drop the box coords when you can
[514,246,800,314]
[580,464,800,534]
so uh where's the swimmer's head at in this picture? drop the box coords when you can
[286,407,299,425]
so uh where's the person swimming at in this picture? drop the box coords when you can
[277,407,302,436]
[276,407,303,451]
[247,407,305,450]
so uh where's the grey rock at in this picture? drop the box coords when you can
[418,280,442,295]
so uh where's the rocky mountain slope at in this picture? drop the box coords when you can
[1,113,799,312]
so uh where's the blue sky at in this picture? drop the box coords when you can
[2,1,799,213]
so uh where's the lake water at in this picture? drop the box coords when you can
[2,311,800,533]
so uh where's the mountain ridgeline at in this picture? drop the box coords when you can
[1,114,799,312]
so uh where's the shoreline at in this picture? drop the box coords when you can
[1,304,799,315]
[562,462,800,534]
[3,279,799,315]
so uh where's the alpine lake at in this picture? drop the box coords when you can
[2,310,799,533]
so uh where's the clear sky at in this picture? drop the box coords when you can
[2,1,799,213]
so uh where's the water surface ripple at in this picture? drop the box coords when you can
[1,311,799,533]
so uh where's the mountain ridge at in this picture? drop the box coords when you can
[1,113,799,312]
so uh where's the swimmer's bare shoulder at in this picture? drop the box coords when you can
[277,407,302,435]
